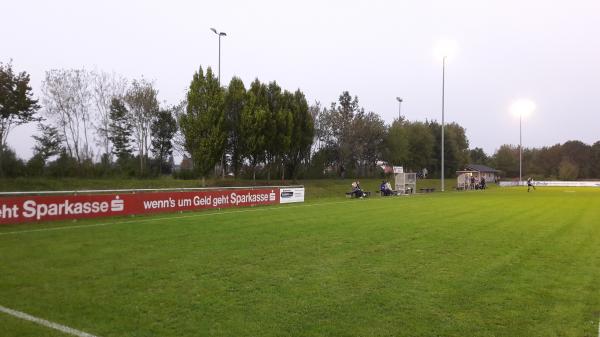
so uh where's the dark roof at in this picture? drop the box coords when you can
[465,164,500,173]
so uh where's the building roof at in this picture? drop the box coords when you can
[465,164,500,173]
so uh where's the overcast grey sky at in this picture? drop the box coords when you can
[4,0,600,159]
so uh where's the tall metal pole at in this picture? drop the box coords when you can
[519,114,522,184]
[441,56,446,192]
[398,100,402,120]
[218,34,221,85]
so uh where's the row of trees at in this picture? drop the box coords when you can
[311,92,470,178]
[4,60,599,181]
[179,67,314,184]
[41,70,179,176]
[0,61,179,177]
[480,141,600,180]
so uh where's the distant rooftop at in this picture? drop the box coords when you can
[465,164,500,173]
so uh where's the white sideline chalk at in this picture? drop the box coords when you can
[0,304,100,337]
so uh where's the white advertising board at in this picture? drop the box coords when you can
[500,181,600,187]
[279,187,305,204]
[393,166,404,174]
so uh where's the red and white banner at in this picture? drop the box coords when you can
[0,188,282,225]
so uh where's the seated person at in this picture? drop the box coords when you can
[385,181,393,195]
[380,180,393,196]
[352,181,364,198]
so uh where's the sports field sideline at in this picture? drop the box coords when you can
[1,187,599,337]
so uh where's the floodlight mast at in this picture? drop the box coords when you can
[210,27,227,85]
[519,112,522,184]
[396,97,403,121]
[434,40,458,193]
[441,55,446,192]
[510,99,535,185]
[211,27,227,179]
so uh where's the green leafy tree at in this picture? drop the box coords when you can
[264,81,283,181]
[319,91,361,175]
[32,123,63,162]
[591,141,600,178]
[406,122,435,172]
[151,108,177,174]
[492,144,519,177]
[558,159,579,180]
[179,67,226,185]
[383,119,410,167]
[285,89,314,181]
[240,80,268,183]
[561,140,591,178]
[108,98,133,168]
[0,61,40,176]
[469,147,489,165]
[224,77,246,177]
[274,90,294,180]
[427,121,469,177]
[351,111,386,176]
[0,61,40,153]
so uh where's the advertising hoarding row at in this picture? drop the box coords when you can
[499,181,600,187]
[0,186,305,225]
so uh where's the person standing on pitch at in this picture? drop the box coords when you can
[527,177,536,192]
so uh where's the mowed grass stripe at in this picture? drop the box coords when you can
[1,188,599,336]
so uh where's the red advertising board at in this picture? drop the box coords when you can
[0,188,280,225]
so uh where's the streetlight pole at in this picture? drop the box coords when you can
[519,113,522,184]
[210,28,227,85]
[396,97,403,121]
[510,99,534,186]
[441,56,446,192]
[211,27,227,179]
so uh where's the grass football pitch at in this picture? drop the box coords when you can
[1,186,599,337]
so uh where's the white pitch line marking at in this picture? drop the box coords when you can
[0,198,382,236]
[0,304,100,337]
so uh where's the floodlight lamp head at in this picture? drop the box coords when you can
[510,99,536,118]
[434,39,459,61]
[210,28,218,34]
[220,32,227,36]
[396,97,403,102]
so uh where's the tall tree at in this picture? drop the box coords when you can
[264,81,283,181]
[0,61,40,154]
[125,78,159,174]
[179,67,226,185]
[108,98,133,167]
[560,140,591,178]
[469,147,489,165]
[151,108,177,174]
[351,110,386,176]
[492,144,519,177]
[285,89,314,181]
[239,79,268,183]
[383,119,409,167]
[42,69,94,165]
[274,90,293,180]
[406,122,435,172]
[591,141,600,178]
[320,91,361,175]
[224,77,246,177]
[91,71,127,162]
